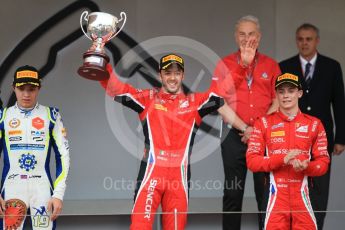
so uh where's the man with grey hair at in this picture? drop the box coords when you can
[215,15,281,230]
[280,22,345,230]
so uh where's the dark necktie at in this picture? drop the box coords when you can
[304,62,312,87]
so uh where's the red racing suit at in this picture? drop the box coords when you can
[100,65,224,230]
[246,110,329,230]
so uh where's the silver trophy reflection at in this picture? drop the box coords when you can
[78,11,127,80]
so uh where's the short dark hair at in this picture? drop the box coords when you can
[296,23,320,38]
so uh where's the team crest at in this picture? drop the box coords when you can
[9,118,21,128]
[19,153,37,171]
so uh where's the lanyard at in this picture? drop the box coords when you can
[237,52,258,89]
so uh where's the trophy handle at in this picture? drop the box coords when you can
[110,12,127,40]
[80,11,92,40]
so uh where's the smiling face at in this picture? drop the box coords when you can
[235,20,261,49]
[159,63,184,94]
[276,83,303,114]
[14,84,40,108]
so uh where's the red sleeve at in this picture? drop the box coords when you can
[194,85,224,120]
[246,118,285,172]
[99,64,126,97]
[99,64,148,108]
[212,59,246,98]
[304,121,330,176]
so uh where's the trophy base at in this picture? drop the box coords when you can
[78,51,110,80]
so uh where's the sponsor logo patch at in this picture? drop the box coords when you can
[32,117,44,130]
[62,128,67,137]
[144,179,158,220]
[8,174,19,180]
[31,130,45,137]
[296,125,308,133]
[271,137,285,143]
[179,100,189,108]
[154,104,168,112]
[10,144,45,151]
[9,136,23,141]
[261,117,268,128]
[312,121,318,132]
[33,136,44,142]
[271,122,284,130]
[19,153,37,171]
[9,130,23,135]
[271,149,288,154]
[29,175,42,179]
[33,206,50,227]
[9,118,21,128]
[16,70,38,79]
[271,131,285,137]
[162,55,183,64]
[296,134,309,139]
[277,73,298,81]
[51,108,58,120]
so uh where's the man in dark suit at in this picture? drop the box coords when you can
[280,23,345,230]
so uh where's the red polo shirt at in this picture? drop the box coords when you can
[214,51,281,126]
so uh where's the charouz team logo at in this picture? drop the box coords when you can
[19,153,37,171]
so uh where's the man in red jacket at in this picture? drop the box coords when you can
[246,73,330,230]
[100,54,224,230]
[215,15,281,230]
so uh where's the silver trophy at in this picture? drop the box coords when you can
[78,11,127,80]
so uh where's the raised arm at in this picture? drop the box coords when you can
[99,64,150,113]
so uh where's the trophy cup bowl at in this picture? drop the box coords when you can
[78,11,126,80]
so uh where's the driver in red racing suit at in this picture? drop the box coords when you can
[246,73,329,230]
[99,54,227,230]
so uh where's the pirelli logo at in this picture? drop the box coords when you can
[271,130,285,137]
[162,55,183,64]
[154,104,168,112]
[9,130,23,135]
[16,70,38,79]
[277,73,298,81]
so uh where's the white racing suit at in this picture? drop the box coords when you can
[0,103,70,229]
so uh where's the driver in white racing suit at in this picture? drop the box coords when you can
[0,65,70,229]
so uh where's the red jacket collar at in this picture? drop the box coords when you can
[276,109,303,122]
[157,89,186,100]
